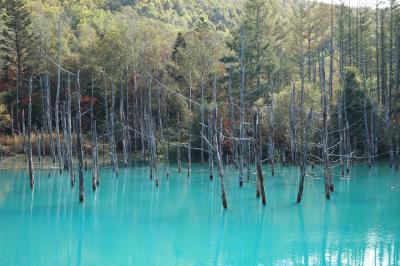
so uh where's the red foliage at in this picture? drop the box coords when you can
[20,96,30,106]
[80,95,97,112]
[222,117,233,156]
[0,82,9,92]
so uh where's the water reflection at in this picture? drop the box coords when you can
[0,163,399,265]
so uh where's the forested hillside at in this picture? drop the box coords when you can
[106,0,242,31]
[0,0,399,204]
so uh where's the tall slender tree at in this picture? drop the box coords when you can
[0,0,37,133]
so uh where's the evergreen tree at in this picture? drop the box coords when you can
[171,32,186,62]
[223,0,279,102]
[0,0,37,133]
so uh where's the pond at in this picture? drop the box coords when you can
[0,162,399,265]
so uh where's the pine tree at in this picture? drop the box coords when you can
[0,0,37,133]
[223,0,279,102]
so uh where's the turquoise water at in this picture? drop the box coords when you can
[0,162,399,265]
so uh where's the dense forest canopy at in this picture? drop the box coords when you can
[0,0,399,204]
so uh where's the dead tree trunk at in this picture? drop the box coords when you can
[395,107,399,171]
[157,75,164,141]
[321,56,332,199]
[253,110,266,205]
[177,112,182,172]
[385,94,394,168]
[40,127,45,160]
[296,108,313,203]
[62,102,69,170]
[119,81,128,167]
[187,74,193,178]
[395,34,399,170]
[94,120,100,187]
[35,126,41,162]
[91,77,99,190]
[238,27,245,187]
[200,70,205,164]
[67,75,75,186]
[165,113,170,179]
[125,70,132,153]
[289,83,297,164]
[45,76,56,163]
[268,90,275,176]
[150,117,159,186]
[228,71,238,169]
[76,71,85,203]
[338,90,345,176]
[104,80,111,168]
[110,84,118,175]
[147,77,154,181]
[364,89,372,168]
[22,110,26,162]
[55,16,63,173]
[209,88,227,209]
[208,114,214,180]
[361,32,372,169]
[11,104,14,135]
[343,79,351,173]
[27,76,34,190]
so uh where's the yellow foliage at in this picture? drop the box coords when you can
[0,105,11,130]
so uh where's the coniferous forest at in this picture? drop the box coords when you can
[0,0,400,264]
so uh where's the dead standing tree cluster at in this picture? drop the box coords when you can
[17,3,400,208]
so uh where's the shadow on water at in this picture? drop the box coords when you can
[76,204,85,266]
[213,210,227,265]
[252,206,266,265]
[297,204,309,265]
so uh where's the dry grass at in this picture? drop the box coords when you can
[0,133,93,156]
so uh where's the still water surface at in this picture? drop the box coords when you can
[0,162,399,265]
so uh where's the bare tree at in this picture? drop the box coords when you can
[267,90,275,176]
[76,71,85,203]
[227,71,238,168]
[55,15,63,173]
[27,76,34,190]
[296,108,313,203]
[187,73,193,178]
[119,80,128,167]
[177,112,182,172]
[66,75,74,185]
[239,27,245,187]
[253,109,266,205]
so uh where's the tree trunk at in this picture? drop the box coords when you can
[228,71,238,169]
[268,91,275,176]
[208,114,214,180]
[76,71,85,203]
[110,84,118,174]
[27,76,34,190]
[200,70,205,164]
[45,76,56,163]
[375,1,380,103]
[55,15,63,173]
[210,85,227,209]
[296,108,313,203]
[91,77,99,190]
[321,55,332,199]
[338,90,345,176]
[119,81,128,167]
[67,75,75,186]
[177,113,182,172]
[289,84,297,164]
[187,74,193,178]
[239,27,245,187]
[253,110,266,205]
